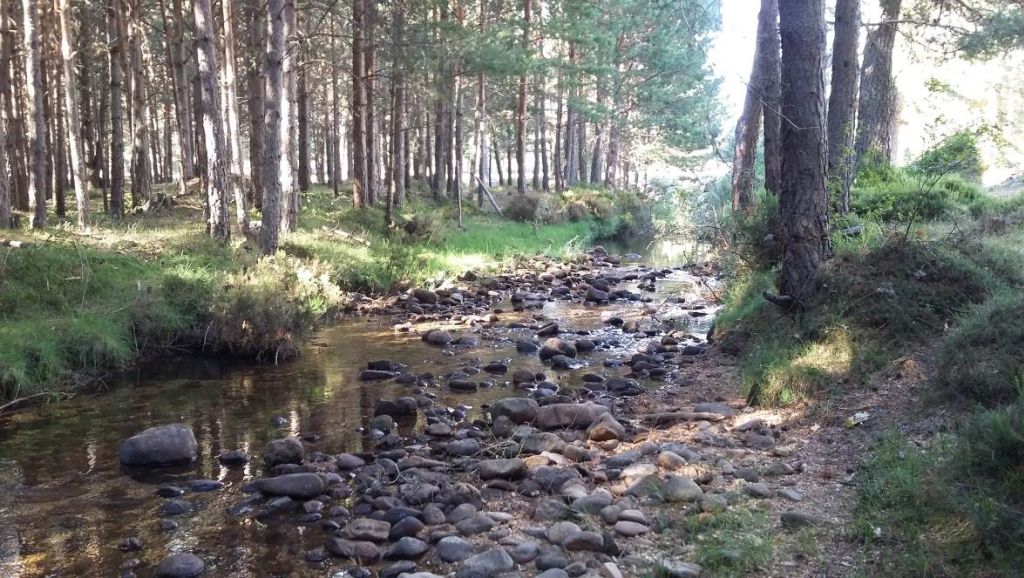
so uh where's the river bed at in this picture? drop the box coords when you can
[0,243,718,577]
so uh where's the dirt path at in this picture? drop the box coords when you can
[618,343,957,577]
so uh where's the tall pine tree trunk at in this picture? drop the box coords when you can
[762,0,782,196]
[24,0,48,227]
[247,0,264,208]
[261,0,284,253]
[389,6,406,217]
[194,0,230,240]
[778,0,830,302]
[515,0,529,195]
[350,0,367,207]
[473,0,488,206]
[855,0,902,169]
[364,1,380,205]
[732,0,777,214]
[221,0,247,229]
[278,0,296,230]
[0,63,9,227]
[826,0,860,213]
[58,0,89,229]
[106,0,124,218]
[297,65,310,192]
[128,0,151,207]
[2,7,29,210]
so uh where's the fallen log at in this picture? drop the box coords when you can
[642,411,727,425]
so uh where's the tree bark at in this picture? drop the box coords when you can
[778,0,830,303]
[854,0,902,170]
[762,0,782,196]
[221,0,247,229]
[24,0,48,227]
[278,0,296,230]
[159,0,195,194]
[261,0,284,253]
[128,0,151,207]
[106,0,124,218]
[364,0,380,205]
[0,56,9,227]
[297,63,310,193]
[247,0,264,208]
[732,0,778,215]
[515,0,529,195]
[58,0,89,229]
[350,0,367,207]
[554,66,563,191]
[826,0,860,213]
[194,0,230,241]
[388,5,406,219]
[1,6,29,211]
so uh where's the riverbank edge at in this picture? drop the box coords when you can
[0,218,633,412]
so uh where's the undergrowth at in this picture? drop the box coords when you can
[0,184,628,402]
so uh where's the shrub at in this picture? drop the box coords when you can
[505,195,539,222]
[911,130,985,183]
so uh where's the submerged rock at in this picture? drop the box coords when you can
[262,438,304,467]
[118,424,198,466]
[153,553,204,578]
[251,473,326,499]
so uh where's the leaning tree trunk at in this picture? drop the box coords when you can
[221,0,248,230]
[731,0,777,215]
[761,0,782,196]
[194,0,230,241]
[23,0,48,227]
[260,0,284,254]
[128,0,151,207]
[106,0,124,218]
[854,0,902,171]
[826,0,860,213]
[58,0,89,229]
[778,0,830,303]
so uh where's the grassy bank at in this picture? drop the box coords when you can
[712,132,1024,574]
[0,184,627,404]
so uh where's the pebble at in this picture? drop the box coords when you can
[153,553,204,578]
[455,547,514,578]
[437,536,475,562]
[614,521,650,537]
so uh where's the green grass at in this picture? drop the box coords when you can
[855,423,1024,577]
[0,184,619,402]
[679,508,774,577]
[715,232,1024,406]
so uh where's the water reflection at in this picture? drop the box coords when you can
[0,249,718,576]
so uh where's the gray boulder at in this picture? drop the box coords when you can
[252,473,326,499]
[118,424,198,466]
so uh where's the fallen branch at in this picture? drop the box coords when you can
[0,391,74,415]
[475,176,504,216]
[321,227,372,246]
[642,411,726,425]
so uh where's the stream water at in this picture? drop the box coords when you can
[0,239,717,577]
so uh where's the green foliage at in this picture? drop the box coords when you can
[852,153,985,223]
[910,131,985,184]
[936,291,1024,406]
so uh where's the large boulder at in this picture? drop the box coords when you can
[489,397,539,424]
[118,424,198,466]
[535,402,610,430]
[252,473,326,499]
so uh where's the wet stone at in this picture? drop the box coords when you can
[153,553,204,578]
[345,518,392,541]
[159,499,193,516]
